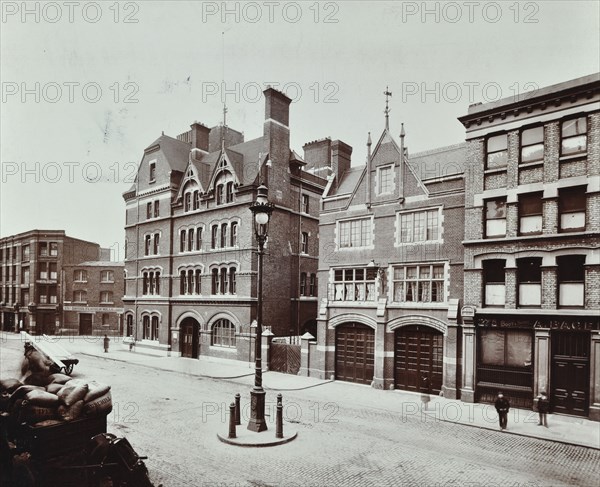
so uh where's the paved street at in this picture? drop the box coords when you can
[1,339,599,487]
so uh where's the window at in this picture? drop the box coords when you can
[480,329,532,368]
[73,290,87,303]
[187,270,194,295]
[126,315,133,337]
[300,272,307,296]
[229,268,236,294]
[220,268,228,294]
[149,162,156,182]
[21,267,30,285]
[39,263,48,280]
[154,200,160,218]
[193,190,200,210]
[39,242,48,257]
[49,243,58,257]
[557,255,585,307]
[180,230,186,253]
[332,268,377,302]
[184,192,191,212]
[485,198,507,238]
[102,314,110,326]
[216,184,224,205]
[211,269,219,294]
[230,222,238,247]
[74,270,87,282]
[151,316,159,340]
[49,262,57,280]
[520,126,544,164]
[188,228,195,252]
[398,209,440,243]
[180,271,186,295]
[486,134,508,169]
[339,218,372,248]
[559,186,586,231]
[143,316,150,339]
[195,269,202,294]
[153,233,160,254]
[146,202,152,219]
[155,272,160,295]
[519,193,543,235]
[100,291,113,304]
[145,235,151,256]
[377,165,394,194]
[483,259,505,307]
[22,245,30,262]
[48,286,57,304]
[226,182,234,203]
[221,224,228,248]
[101,270,115,282]
[393,264,445,303]
[212,319,236,348]
[517,257,542,307]
[196,227,203,251]
[561,116,587,155]
[301,232,309,254]
[301,194,309,213]
[211,226,218,249]
[309,273,316,297]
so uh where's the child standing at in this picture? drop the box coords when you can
[537,391,550,427]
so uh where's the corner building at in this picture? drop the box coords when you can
[459,73,600,420]
[123,88,335,359]
[313,120,465,398]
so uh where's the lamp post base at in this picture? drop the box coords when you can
[247,388,268,432]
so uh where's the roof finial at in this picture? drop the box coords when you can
[400,123,405,138]
[367,132,372,146]
[384,86,392,130]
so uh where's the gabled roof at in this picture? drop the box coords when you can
[144,134,191,172]
[336,167,364,195]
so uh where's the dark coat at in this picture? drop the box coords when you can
[538,395,550,413]
[494,396,510,413]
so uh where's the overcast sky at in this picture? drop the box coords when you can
[1,0,599,256]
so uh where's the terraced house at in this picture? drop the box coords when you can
[459,73,600,421]
[309,117,466,399]
[122,88,341,359]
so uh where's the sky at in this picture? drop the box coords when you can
[1,0,599,256]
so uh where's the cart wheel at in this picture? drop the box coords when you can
[64,364,74,375]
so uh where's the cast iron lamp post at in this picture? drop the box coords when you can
[248,184,273,432]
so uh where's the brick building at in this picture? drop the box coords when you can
[0,230,104,334]
[122,88,336,359]
[458,73,600,420]
[62,261,125,335]
[309,117,466,398]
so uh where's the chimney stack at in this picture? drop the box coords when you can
[190,122,210,152]
[331,140,352,186]
[264,87,291,127]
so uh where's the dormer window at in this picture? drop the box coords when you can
[215,172,234,205]
[193,190,200,210]
[216,185,224,205]
[149,162,156,183]
[184,192,191,212]
[226,182,234,203]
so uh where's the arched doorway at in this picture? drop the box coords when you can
[335,323,375,385]
[180,317,200,358]
[394,325,443,394]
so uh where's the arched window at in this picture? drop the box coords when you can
[151,316,159,340]
[212,319,236,348]
[195,269,202,294]
[126,315,133,337]
[143,272,149,295]
[188,228,195,252]
[180,270,186,295]
[230,222,238,247]
[193,190,200,210]
[212,269,219,294]
[187,270,194,295]
[196,227,203,251]
[229,268,236,294]
[211,225,218,249]
[226,181,234,203]
[216,184,224,205]
[155,272,161,295]
[220,268,228,294]
[221,224,228,248]
[184,192,191,212]
[143,315,150,339]
[180,230,186,253]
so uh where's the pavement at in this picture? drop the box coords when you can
[3,332,599,450]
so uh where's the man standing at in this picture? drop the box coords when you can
[103,334,110,353]
[494,392,510,431]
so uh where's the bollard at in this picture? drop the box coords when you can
[276,394,283,439]
[228,402,237,439]
[235,393,241,425]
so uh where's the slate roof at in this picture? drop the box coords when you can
[144,134,191,172]
[408,143,466,180]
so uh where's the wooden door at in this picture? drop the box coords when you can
[395,325,443,394]
[335,323,375,385]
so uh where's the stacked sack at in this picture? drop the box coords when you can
[0,375,112,426]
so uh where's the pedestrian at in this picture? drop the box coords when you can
[420,375,431,411]
[537,391,550,427]
[494,391,510,431]
[103,334,110,353]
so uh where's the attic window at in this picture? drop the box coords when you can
[149,162,156,183]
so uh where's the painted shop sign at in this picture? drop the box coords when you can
[63,306,124,313]
[476,316,599,331]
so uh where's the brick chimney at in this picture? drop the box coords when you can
[303,138,332,174]
[264,86,291,127]
[331,140,352,187]
[190,122,210,152]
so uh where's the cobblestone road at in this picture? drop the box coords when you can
[2,342,599,487]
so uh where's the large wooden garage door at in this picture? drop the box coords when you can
[395,325,443,394]
[335,323,374,385]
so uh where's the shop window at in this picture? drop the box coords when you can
[483,259,505,307]
[486,133,508,169]
[485,198,507,238]
[517,257,542,307]
[520,126,544,163]
[557,255,585,307]
[480,329,532,368]
[518,193,543,235]
[212,319,236,348]
[561,116,587,155]
[559,186,586,231]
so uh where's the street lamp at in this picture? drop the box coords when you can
[248,184,273,432]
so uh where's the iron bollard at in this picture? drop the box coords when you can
[228,402,237,439]
[235,393,241,425]
[276,394,283,439]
